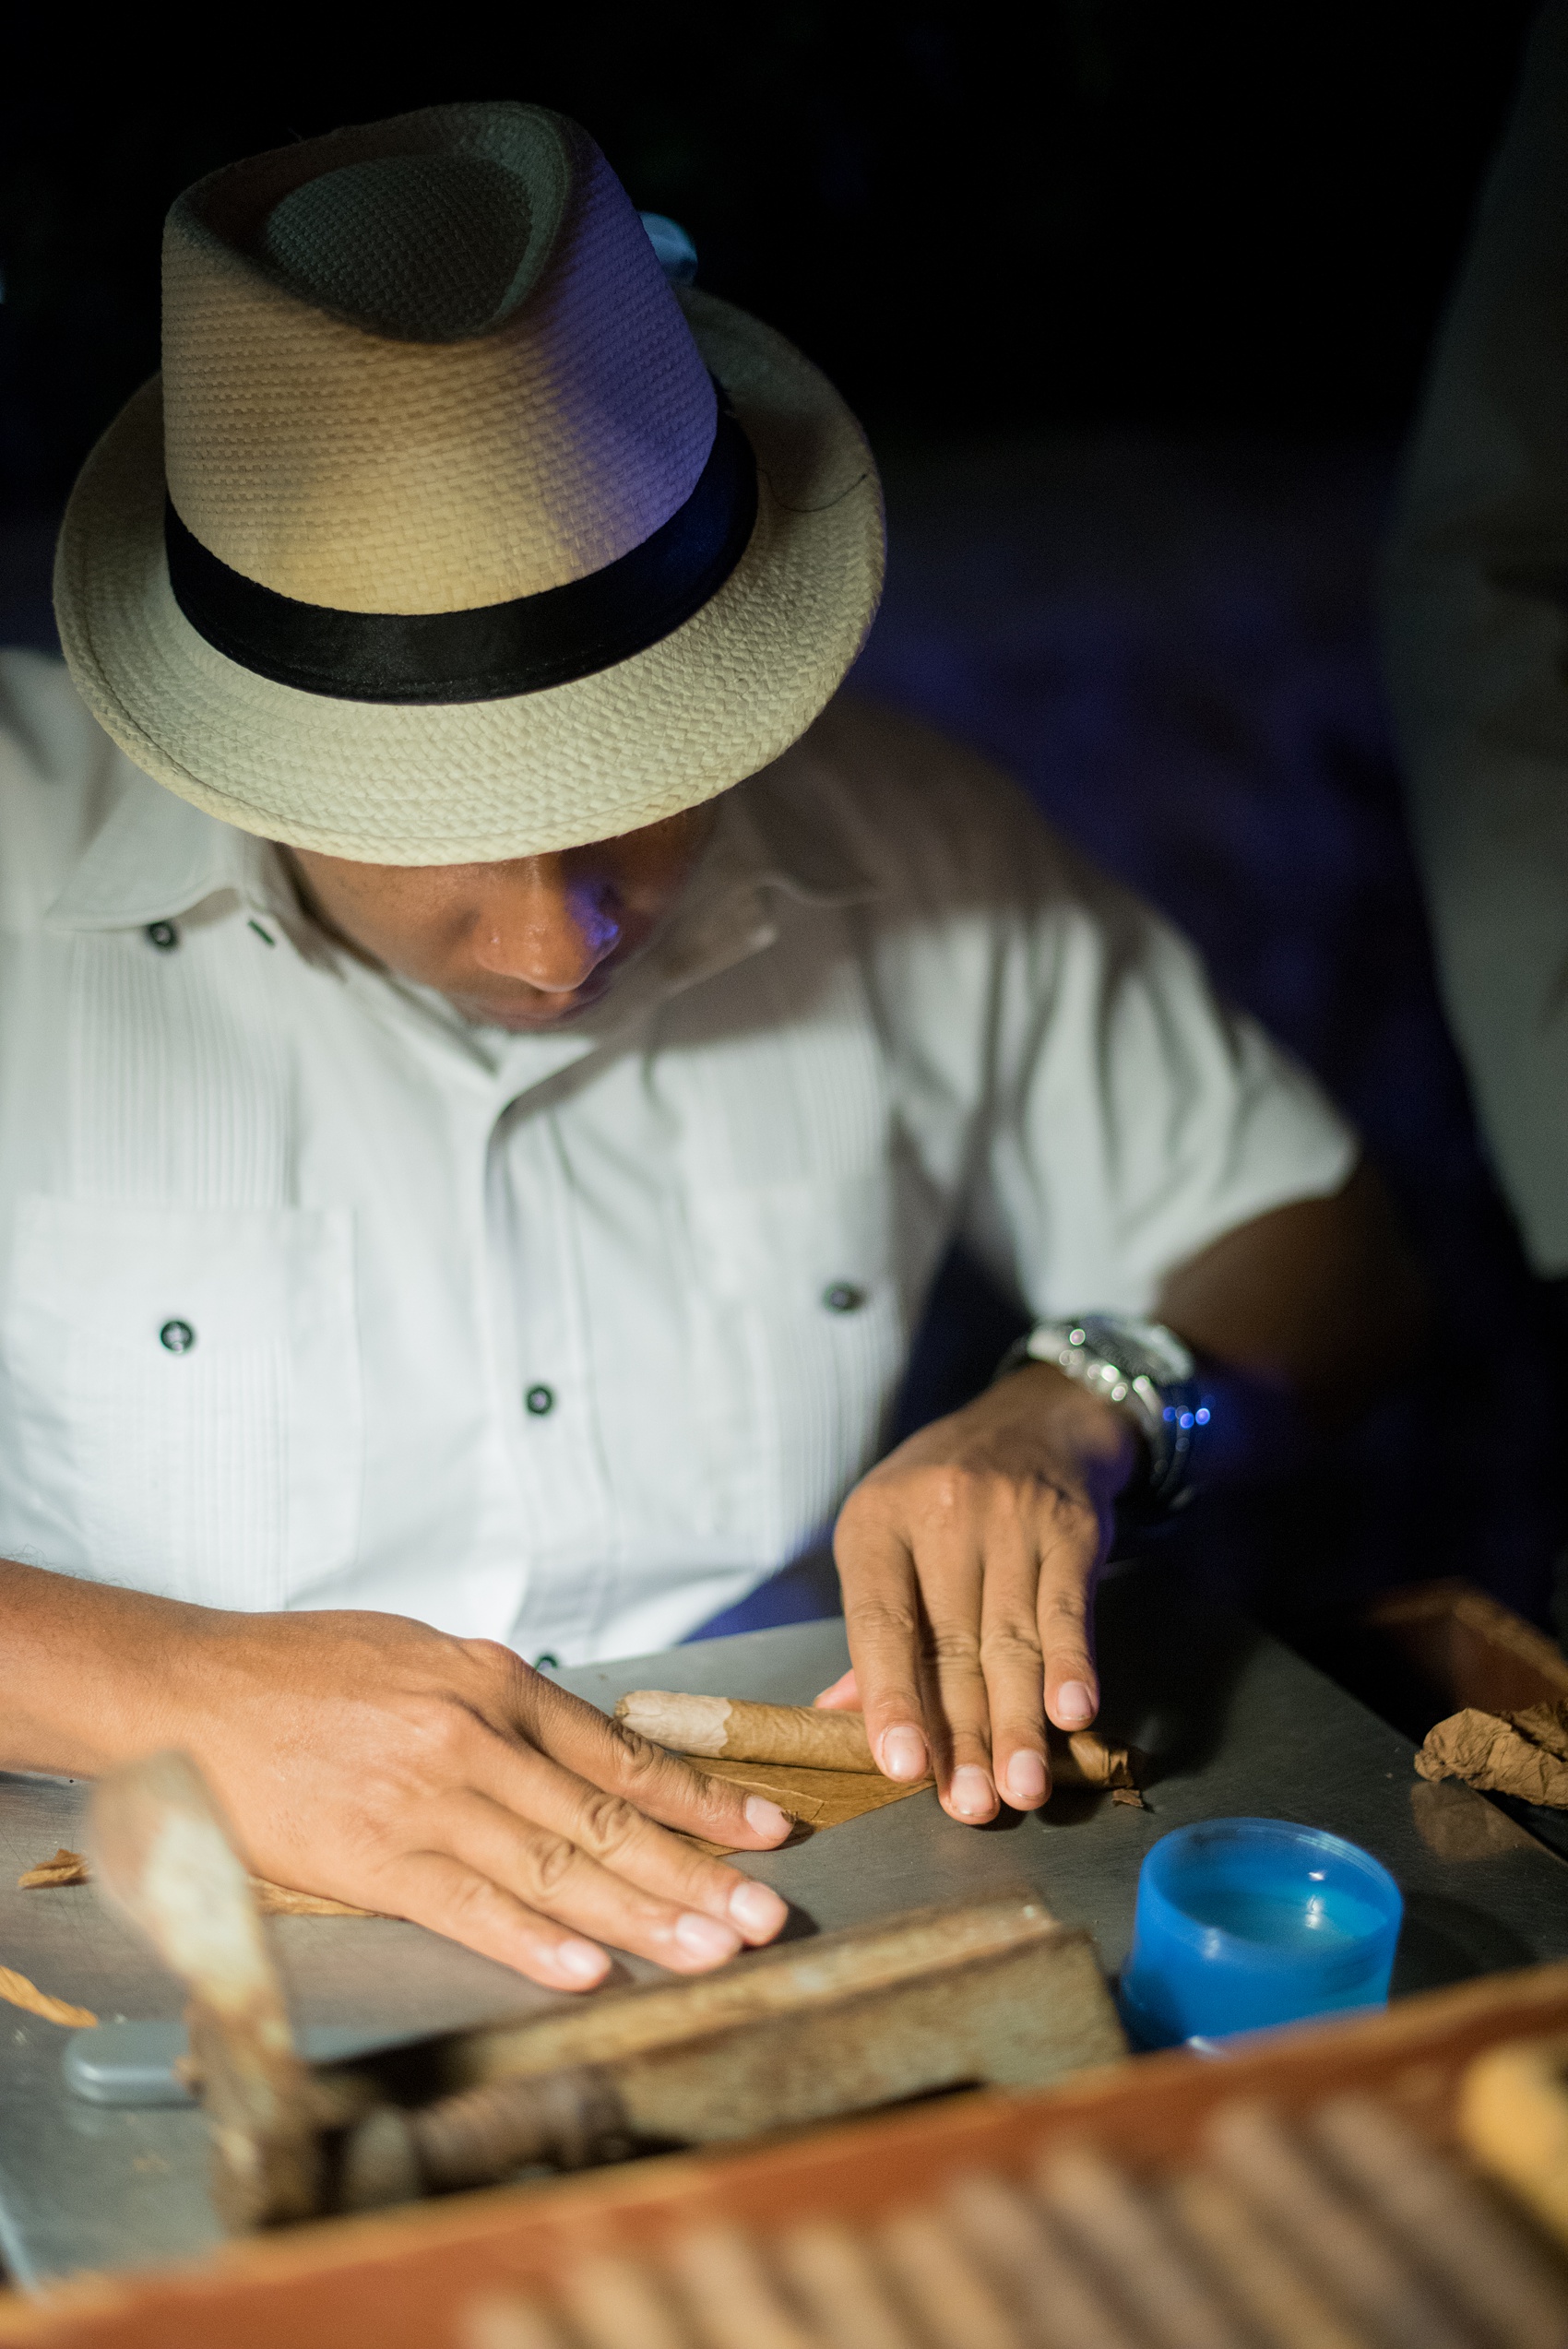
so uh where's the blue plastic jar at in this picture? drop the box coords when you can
[1119,1817,1403,2049]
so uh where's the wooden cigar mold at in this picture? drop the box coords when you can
[87,1753,1126,2230]
[332,1895,1125,2215]
[35,1942,1568,2349]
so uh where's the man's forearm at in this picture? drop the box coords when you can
[0,1559,204,1775]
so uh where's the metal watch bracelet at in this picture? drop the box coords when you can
[993,1315,1210,1518]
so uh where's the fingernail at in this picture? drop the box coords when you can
[556,1940,609,1984]
[743,1796,790,1842]
[1005,1750,1048,1805]
[675,1911,742,1963]
[880,1726,928,1781]
[1056,1679,1096,1726]
[730,1879,789,1939]
[950,1765,994,1819]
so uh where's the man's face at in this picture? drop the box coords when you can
[287,802,719,1032]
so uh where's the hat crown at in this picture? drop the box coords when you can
[256,149,535,341]
[160,103,718,614]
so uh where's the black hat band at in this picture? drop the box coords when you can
[163,402,758,706]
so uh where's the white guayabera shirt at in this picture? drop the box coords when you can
[0,655,1356,1664]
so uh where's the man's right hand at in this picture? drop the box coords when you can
[0,1564,790,1989]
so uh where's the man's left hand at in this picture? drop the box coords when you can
[818,1362,1136,1823]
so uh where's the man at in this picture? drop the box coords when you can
[1382,0,1567,1632]
[0,103,1421,1990]
[1383,1,1568,1354]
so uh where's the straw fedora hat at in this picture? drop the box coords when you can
[53,103,885,863]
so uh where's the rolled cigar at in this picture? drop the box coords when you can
[1051,1730,1142,1792]
[945,2172,1151,2349]
[663,2225,825,2349]
[874,2205,1028,2349]
[1036,2146,1253,2349]
[1163,2168,1372,2349]
[1205,2105,1479,2349]
[617,1693,880,1772]
[1311,2094,1568,2349]
[775,2220,923,2349]
[614,1692,1139,1790]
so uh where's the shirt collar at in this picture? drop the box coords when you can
[42,723,879,967]
[46,764,297,933]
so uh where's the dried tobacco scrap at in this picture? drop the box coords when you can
[1415,1702,1568,1808]
[0,1965,96,2027]
[18,1846,378,1918]
[16,1846,89,1889]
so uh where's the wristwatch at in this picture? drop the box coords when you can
[994,1315,1210,1518]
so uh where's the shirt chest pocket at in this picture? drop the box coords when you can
[2,1198,362,1610]
[681,1176,909,1552]
[692,1173,897,1305]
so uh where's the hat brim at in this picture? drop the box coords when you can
[53,291,885,863]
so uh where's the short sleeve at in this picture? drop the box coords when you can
[790,694,1360,1320]
[972,850,1359,1316]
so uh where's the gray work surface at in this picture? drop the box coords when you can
[0,1563,1563,2288]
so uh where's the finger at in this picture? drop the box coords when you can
[814,1667,860,1710]
[1035,1523,1100,1731]
[378,1849,614,1989]
[520,1673,793,1854]
[973,1522,1051,1811]
[909,1538,1001,1825]
[441,1788,762,1974]
[473,1721,789,1946]
[832,1511,931,1781]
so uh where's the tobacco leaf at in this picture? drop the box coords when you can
[673,1754,935,1855]
[692,1754,933,1827]
[0,1964,96,2027]
[672,1740,1147,1853]
[17,1846,89,1889]
[1507,1699,1568,1763]
[251,1881,378,1918]
[1415,1707,1568,1808]
[18,1847,379,1919]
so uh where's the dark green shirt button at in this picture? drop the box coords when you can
[160,1320,196,1354]
[823,1282,866,1314]
[525,1383,555,1417]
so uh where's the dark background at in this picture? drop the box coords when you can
[2,8,1560,1641]
[0,7,1540,504]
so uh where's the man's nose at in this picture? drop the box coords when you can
[470,861,622,993]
